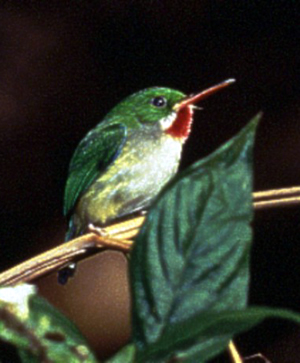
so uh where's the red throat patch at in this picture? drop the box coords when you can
[166,106,193,140]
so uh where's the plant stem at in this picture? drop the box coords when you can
[254,186,300,209]
[1,186,300,286]
[0,233,132,286]
[228,340,243,363]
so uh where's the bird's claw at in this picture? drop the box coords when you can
[88,223,108,236]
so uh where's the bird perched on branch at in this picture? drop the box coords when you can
[58,79,235,284]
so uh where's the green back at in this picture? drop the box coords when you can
[63,122,128,216]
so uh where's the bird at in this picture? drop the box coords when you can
[58,79,235,284]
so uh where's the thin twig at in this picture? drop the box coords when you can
[244,352,271,362]
[228,340,243,363]
[101,215,144,240]
[253,186,300,209]
[0,233,132,286]
[253,186,300,200]
[254,196,300,209]
[1,186,300,286]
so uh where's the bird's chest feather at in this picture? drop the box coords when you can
[114,131,182,186]
[77,130,182,225]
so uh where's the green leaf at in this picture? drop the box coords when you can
[130,115,260,362]
[105,344,136,363]
[139,307,300,362]
[18,349,39,363]
[0,284,98,363]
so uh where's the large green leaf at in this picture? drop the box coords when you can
[0,284,98,362]
[130,115,260,362]
[138,307,300,362]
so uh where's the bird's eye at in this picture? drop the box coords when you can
[151,96,167,108]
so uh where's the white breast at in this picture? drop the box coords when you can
[78,126,183,225]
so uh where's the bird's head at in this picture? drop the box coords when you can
[109,79,235,142]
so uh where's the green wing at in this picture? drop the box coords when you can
[63,122,127,217]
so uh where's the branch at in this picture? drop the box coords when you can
[0,231,133,286]
[228,340,243,363]
[253,186,300,209]
[1,187,300,286]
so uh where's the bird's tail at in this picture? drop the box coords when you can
[57,216,78,285]
[57,263,76,285]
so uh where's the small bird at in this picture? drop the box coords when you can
[58,79,235,284]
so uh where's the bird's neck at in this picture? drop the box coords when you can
[166,106,193,141]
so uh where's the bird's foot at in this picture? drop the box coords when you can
[57,263,76,285]
[88,223,108,237]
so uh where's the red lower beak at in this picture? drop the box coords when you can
[173,78,236,111]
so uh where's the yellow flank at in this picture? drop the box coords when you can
[75,128,183,231]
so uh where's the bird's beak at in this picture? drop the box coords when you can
[173,78,236,111]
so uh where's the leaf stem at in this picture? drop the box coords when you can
[228,340,243,363]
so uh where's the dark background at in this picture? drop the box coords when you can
[0,1,299,362]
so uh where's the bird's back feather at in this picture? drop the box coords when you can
[63,122,127,217]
